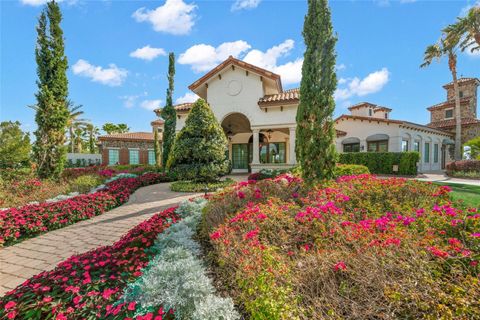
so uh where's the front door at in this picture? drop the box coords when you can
[232,144,249,171]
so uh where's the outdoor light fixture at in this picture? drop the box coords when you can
[266,129,273,140]
[227,130,234,141]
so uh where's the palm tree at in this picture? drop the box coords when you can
[444,6,480,54]
[421,36,462,160]
[66,102,89,153]
[84,123,99,153]
[73,127,86,153]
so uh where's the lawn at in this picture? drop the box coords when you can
[434,182,480,208]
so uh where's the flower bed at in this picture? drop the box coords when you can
[0,206,179,319]
[0,173,167,247]
[446,160,480,179]
[203,174,480,319]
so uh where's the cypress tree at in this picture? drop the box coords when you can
[162,52,177,166]
[32,1,69,179]
[154,129,161,167]
[296,0,338,182]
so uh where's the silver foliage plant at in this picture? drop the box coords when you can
[123,198,240,320]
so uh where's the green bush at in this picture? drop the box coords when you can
[339,152,419,175]
[68,174,103,194]
[334,164,370,177]
[167,99,230,182]
[170,179,235,193]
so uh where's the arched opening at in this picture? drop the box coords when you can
[221,113,252,172]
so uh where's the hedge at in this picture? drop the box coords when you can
[339,152,420,175]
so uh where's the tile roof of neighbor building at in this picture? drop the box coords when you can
[98,132,154,142]
[347,102,392,112]
[150,119,165,126]
[335,114,454,137]
[442,77,480,88]
[427,97,472,111]
[188,56,283,92]
[427,118,480,129]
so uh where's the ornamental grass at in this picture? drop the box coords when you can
[204,174,480,320]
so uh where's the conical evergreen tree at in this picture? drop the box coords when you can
[296,0,338,182]
[162,52,177,166]
[32,1,69,179]
[154,129,161,166]
[167,99,229,182]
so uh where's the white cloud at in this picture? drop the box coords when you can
[338,78,348,85]
[334,68,390,100]
[231,0,261,11]
[120,92,148,108]
[178,40,251,72]
[464,42,480,57]
[140,99,163,111]
[336,64,346,71]
[132,0,196,35]
[175,92,199,104]
[243,39,303,85]
[130,45,166,61]
[72,59,128,86]
[460,0,479,16]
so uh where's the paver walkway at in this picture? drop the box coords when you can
[0,183,200,296]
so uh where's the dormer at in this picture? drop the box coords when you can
[348,102,378,117]
[373,106,392,119]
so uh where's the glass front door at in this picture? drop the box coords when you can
[232,144,249,170]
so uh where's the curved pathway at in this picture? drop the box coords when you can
[0,183,199,296]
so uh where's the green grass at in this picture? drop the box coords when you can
[171,179,235,193]
[434,182,480,208]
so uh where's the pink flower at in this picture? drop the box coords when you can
[55,313,67,320]
[333,261,347,271]
[7,311,17,319]
[4,301,16,310]
[237,191,246,199]
[210,231,222,240]
[471,233,480,238]
[128,301,136,311]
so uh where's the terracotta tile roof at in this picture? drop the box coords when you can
[335,115,453,137]
[335,114,403,125]
[427,97,471,111]
[98,132,154,142]
[258,88,299,106]
[150,119,165,126]
[188,56,282,92]
[373,106,392,112]
[347,102,378,111]
[174,102,194,112]
[442,77,479,88]
[427,118,480,129]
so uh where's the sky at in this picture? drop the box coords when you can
[1,0,479,135]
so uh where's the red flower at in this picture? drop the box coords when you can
[333,261,347,271]
[4,301,16,310]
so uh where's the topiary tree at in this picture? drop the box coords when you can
[167,99,229,182]
[296,0,338,183]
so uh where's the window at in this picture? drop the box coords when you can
[424,143,430,163]
[259,142,286,164]
[414,141,420,152]
[445,109,453,119]
[108,149,119,165]
[385,113,388,119]
[148,150,156,165]
[129,150,139,165]
[343,143,360,152]
[402,140,409,152]
[367,140,388,152]
[434,144,439,163]
[459,91,463,98]
[369,109,373,116]
[232,144,249,169]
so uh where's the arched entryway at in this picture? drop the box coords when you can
[222,113,253,172]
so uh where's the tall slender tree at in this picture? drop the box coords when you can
[296,0,338,182]
[85,123,99,154]
[154,129,161,166]
[32,0,69,179]
[421,36,462,160]
[162,52,177,166]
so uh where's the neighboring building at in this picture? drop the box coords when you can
[98,119,164,166]
[427,77,480,143]
[334,103,454,172]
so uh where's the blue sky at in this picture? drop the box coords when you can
[1,0,479,135]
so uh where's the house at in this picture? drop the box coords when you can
[97,119,164,166]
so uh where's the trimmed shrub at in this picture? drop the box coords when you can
[68,174,103,194]
[334,164,370,177]
[446,160,480,179]
[339,152,419,175]
[167,99,230,182]
[170,179,235,193]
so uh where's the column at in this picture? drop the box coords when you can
[252,129,260,164]
[289,127,297,165]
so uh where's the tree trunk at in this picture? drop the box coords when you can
[474,32,480,47]
[69,126,74,153]
[449,53,462,160]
